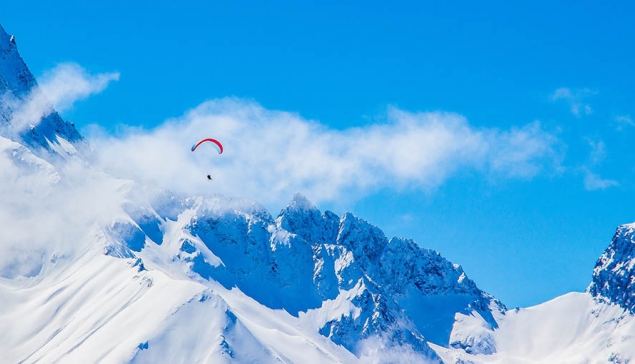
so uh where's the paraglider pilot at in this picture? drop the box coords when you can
[191,138,223,181]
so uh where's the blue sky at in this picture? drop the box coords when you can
[2,1,634,308]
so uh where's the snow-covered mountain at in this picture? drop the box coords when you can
[589,223,635,313]
[0,24,83,156]
[433,224,635,363]
[1,22,635,363]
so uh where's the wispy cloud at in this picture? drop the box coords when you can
[90,98,561,207]
[580,139,617,191]
[587,139,607,165]
[550,87,596,117]
[583,168,618,191]
[487,121,560,178]
[615,115,634,130]
[2,63,119,135]
[38,63,119,112]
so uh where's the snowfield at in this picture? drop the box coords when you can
[434,292,635,364]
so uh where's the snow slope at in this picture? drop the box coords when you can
[433,292,635,364]
[431,223,635,363]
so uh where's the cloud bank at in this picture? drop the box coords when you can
[0,64,120,279]
[91,98,561,207]
[0,136,129,279]
[0,63,563,277]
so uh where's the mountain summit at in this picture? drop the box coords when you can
[0,23,83,155]
[589,223,635,313]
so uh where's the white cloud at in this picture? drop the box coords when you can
[587,139,607,166]
[550,87,595,116]
[615,115,634,130]
[0,136,128,278]
[0,64,562,274]
[487,121,560,178]
[38,63,119,112]
[2,63,119,134]
[90,98,561,207]
[583,168,618,191]
[579,139,618,191]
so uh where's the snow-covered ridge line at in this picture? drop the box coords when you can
[106,189,504,360]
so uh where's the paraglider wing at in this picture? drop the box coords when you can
[191,138,223,154]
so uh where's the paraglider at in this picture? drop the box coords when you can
[191,138,223,154]
[191,138,223,180]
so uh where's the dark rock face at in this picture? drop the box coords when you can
[589,224,635,313]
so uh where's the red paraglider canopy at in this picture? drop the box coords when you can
[191,138,223,154]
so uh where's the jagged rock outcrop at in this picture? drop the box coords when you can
[589,223,635,313]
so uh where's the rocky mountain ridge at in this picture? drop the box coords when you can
[108,189,504,361]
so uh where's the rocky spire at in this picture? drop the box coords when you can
[0,22,84,155]
[0,23,37,97]
[588,223,635,313]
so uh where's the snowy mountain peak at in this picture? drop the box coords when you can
[588,223,635,313]
[271,199,504,355]
[288,192,318,211]
[275,193,336,246]
[0,24,36,98]
[0,23,84,157]
[0,23,16,50]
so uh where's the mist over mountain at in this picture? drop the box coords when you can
[0,24,83,154]
[1,22,634,363]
